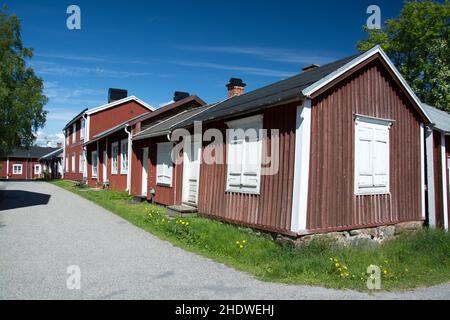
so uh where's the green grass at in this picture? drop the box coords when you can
[49,179,450,291]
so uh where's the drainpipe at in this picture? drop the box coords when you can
[6,157,9,180]
[82,113,89,180]
[124,125,132,195]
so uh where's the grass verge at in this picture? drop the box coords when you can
[49,180,450,291]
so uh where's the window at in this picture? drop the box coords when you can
[65,155,68,173]
[354,115,392,195]
[156,142,173,186]
[111,142,119,174]
[79,151,84,173]
[120,139,128,174]
[226,115,263,194]
[34,164,41,175]
[80,119,85,140]
[72,123,76,143]
[65,130,69,145]
[72,153,76,173]
[91,151,98,178]
[13,164,22,175]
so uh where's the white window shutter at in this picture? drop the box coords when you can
[357,127,373,188]
[157,143,173,186]
[373,129,389,187]
[241,136,261,191]
[227,138,243,188]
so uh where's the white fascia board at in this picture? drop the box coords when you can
[441,133,449,230]
[291,100,312,233]
[85,96,154,115]
[301,46,431,123]
[420,124,426,220]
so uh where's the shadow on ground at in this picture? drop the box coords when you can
[0,190,51,211]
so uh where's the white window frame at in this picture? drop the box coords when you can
[79,151,84,174]
[72,123,76,144]
[156,142,174,187]
[71,153,76,173]
[354,115,393,195]
[80,119,85,140]
[91,151,98,178]
[34,164,41,175]
[12,164,23,175]
[65,156,68,173]
[120,139,128,175]
[65,129,69,145]
[111,142,119,175]
[225,115,263,194]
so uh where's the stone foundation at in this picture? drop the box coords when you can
[277,221,423,247]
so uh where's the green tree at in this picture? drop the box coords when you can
[0,6,47,156]
[358,0,450,112]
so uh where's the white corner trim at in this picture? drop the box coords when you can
[420,124,426,220]
[291,100,312,233]
[301,46,431,123]
[425,127,436,227]
[441,133,448,230]
[6,157,9,179]
[85,96,154,115]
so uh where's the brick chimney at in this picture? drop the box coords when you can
[302,64,320,73]
[226,78,246,98]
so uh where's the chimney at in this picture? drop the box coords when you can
[226,78,246,98]
[108,88,128,103]
[173,91,190,102]
[302,64,320,73]
[57,142,62,148]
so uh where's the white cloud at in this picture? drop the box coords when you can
[174,45,336,65]
[34,131,64,147]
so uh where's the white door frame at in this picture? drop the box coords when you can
[142,147,149,197]
[102,150,107,182]
[182,140,201,205]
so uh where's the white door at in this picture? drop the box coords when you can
[102,151,107,182]
[182,140,201,205]
[142,148,149,197]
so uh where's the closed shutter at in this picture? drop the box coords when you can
[157,143,173,186]
[373,129,389,187]
[241,136,261,191]
[356,127,373,188]
[227,138,243,188]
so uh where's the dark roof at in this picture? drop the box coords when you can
[172,53,360,129]
[128,95,206,127]
[39,148,63,160]
[63,108,88,131]
[422,103,450,133]
[7,146,60,159]
[133,105,214,140]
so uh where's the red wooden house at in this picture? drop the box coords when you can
[62,89,154,182]
[147,46,433,236]
[423,103,450,231]
[0,146,59,180]
[84,93,205,192]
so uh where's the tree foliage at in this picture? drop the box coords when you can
[358,0,450,112]
[0,6,47,156]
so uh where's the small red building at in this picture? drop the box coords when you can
[1,146,60,180]
[62,89,154,183]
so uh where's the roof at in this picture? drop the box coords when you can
[63,108,88,131]
[127,95,206,126]
[133,105,215,140]
[84,96,154,115]
[171,46,431,130]
[422,103,450,133]
[39,148,63,161]
[6,146,60,159]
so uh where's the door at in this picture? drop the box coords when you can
[102,151,107,182]
[142,148,149,197]
[182,140,201,206]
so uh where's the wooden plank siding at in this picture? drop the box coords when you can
[197,103,297,234]
[306,59,423,232]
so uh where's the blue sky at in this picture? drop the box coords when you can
[7,0,405,146]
